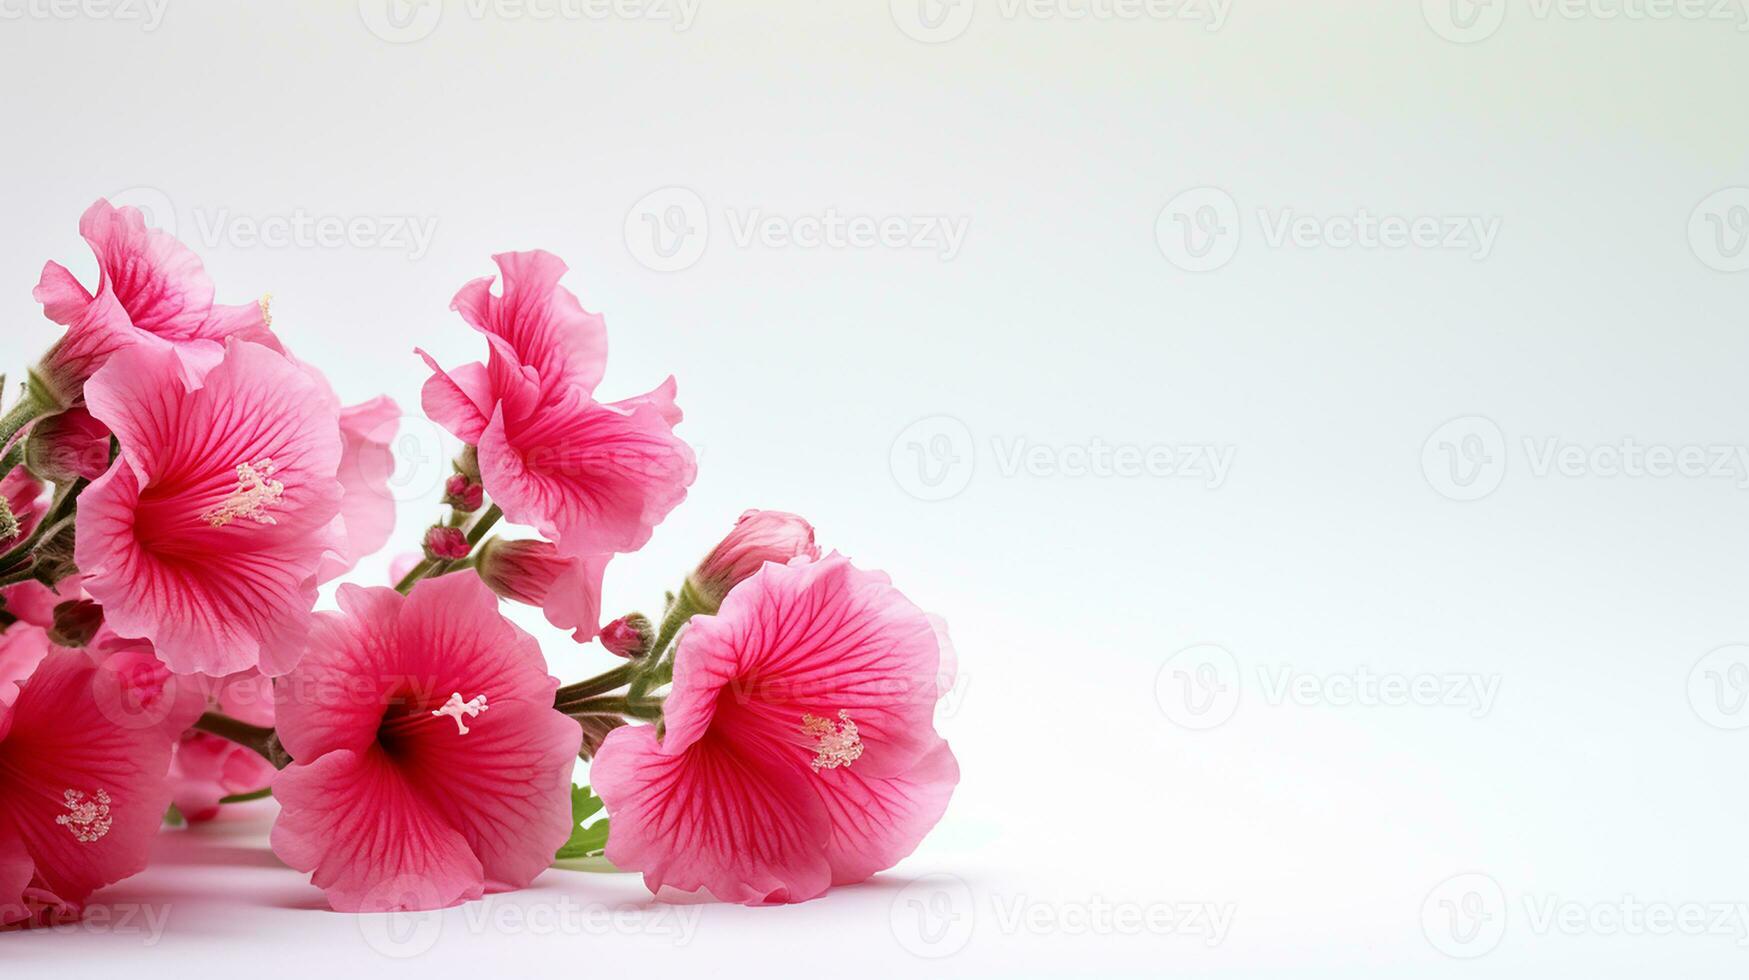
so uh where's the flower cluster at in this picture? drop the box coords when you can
[0,199,957,926]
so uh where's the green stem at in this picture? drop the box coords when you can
[559,696,664,722]
[626,580,707,700]
[193,712,290,769]
[553,662,641,706]
[218,787,273,805]
[0,379,56,482]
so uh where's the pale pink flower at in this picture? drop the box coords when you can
[0,639,176,927]
[591,553,958,905]
[318,396,400,583]
[474,537,610,642]
[33,199,269,408]
[75,340,344,677]
[419,251,695,561]
[689,510,820,610]
[169,732,276,823]
[269,574,581,912]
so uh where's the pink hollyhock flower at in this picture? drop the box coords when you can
[75,340,344,677]
[419,251,695,561]
[591,553,959,905]
[0,638,176,927]
[474,537,610,642]
[269,573,581,912]
[32,199,269,409]
[688,509,820,611]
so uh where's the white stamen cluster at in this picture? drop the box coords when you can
[432,692,489,735]
[802,710,864,772]
[203,459,284,527]
[55,788,113,843]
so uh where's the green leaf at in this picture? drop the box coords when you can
[554,783,610,861]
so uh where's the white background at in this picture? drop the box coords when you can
[4,1,1749,976]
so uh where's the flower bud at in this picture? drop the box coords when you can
[444,474,484,513]
[474,538,569,605]
[422,525,470,561]
[688,510,820,612]
[25,407,112,483]
[599,614,653,659]
[48,599,104,648]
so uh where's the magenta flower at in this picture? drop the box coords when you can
[689,509,820,610]
[591,553,958,905]
[419,251,695,560]
[33,199,269,408]
[474,537,610,642]
[269,574,581,912]
[0,638,176,927]
[75,340,344,676]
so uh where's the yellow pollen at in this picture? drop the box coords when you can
[203,459,284,527]
[801,710,864,772]
[260,293,273,328]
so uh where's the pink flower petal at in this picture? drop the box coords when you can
[816,738,958,886]
[270,747,485,913]
[592,724,834,905]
